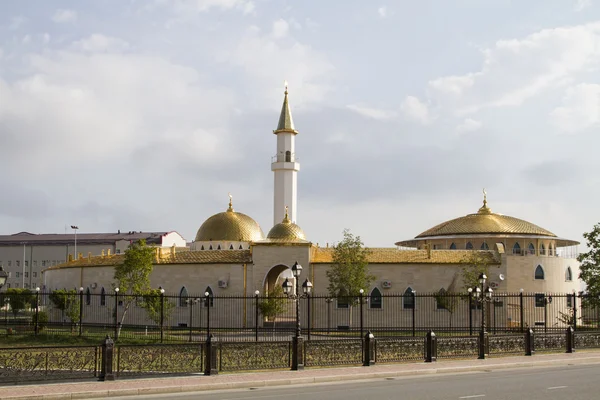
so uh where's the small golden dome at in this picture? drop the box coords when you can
[267,207,306,241]
[195,196,264,242]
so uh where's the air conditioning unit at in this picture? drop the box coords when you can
[218,279,228,289]
[381,280,392,289]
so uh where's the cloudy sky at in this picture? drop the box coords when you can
[0,0,599,248]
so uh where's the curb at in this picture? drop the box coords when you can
[6,355,600,400]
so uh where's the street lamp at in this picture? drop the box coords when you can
[34,287,40,335]
[159,286,165,343]
[71,226,79,260]
[282,261,312,371]
[79,287,84,337]
[543,295,553,334]
[468,273,493,359]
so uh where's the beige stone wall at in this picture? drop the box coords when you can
[250,244,311,293]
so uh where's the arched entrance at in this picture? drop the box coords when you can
[263,264,293,294]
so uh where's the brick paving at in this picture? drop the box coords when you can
[2,351,600,400]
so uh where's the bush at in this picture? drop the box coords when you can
[32,311,49,331]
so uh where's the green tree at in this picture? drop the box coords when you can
[258,285,287,335]
[578,223,600,307]
[139,289,175,327]
[460,251,499,291]
[326,229,375,327]
[434,273,459,328]
[113,239,155,337]
[5,288,34,318]
[49,289,80,331]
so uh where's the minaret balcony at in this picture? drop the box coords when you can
[271,153,299,163]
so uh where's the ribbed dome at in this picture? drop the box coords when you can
[267,210,306,241]
[195,199,264,242]
[415,198,556,238]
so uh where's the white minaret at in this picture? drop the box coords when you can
[272,82,300,225]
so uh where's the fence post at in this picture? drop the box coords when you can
[363,330,375,366]
[425,330,437,362]
[566,327,574,353]
[255,291,259,342]
[99,335,115,381]
[204,333,218,375]
[205,293,211,339]
[79,288,84,337]
[469,295,473,336]
[525,328,534,356]
[519,290,524,333]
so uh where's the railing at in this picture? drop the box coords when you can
[271,153,298,163]
[1,291,599,343]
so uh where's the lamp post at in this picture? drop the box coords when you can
[114,287,119,340]
[325,298,333,334]
[159,286,165,343]
[205,291,211,339]
[34,287,40,335]
[519,288,524,333]
[254,290,260,342]
[468,273,493,359]
[282,261,312,371]
[71,226,79,260]
[543,295,553,334]
[79,287,84,337]
[359,289,364,338]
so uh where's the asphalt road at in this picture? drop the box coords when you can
[102,363,600,400]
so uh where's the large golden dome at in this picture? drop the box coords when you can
[195,198,264,242]
[267,209,306,241]
[414,197,556,238]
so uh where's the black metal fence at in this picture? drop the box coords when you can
[0,327,596,384]
[0,291,596,342]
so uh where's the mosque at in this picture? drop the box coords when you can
[44,86,581,307]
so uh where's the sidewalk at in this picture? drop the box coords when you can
[3,351,600,400]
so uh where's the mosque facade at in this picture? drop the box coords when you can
[44,87,581,308]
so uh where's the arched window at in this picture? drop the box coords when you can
[535,265,545,280]
[229,244,234,250]
[512,243,521,254]
[200,245,205,250]
[100,287,106,306]
[466,242,473,250]
[285,150,291,162]
[540,244,546,255]
[436,288,448,310]
[528,243,535,255]
[369,288,382,309]
[217,244,221,250]
[204,286,214,307]
[450,243,456,250]
[179,286,189,307]
[403,287,415,309]
[480,242,489,250]
[209,245,213,250]
[85,287,91,305]
[549,243,554,256]
[566,267,573,281]
[239,244,243,250]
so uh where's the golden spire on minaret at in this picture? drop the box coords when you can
[227,193,234,212]
[274,80,297,134]
[478,188,492,214]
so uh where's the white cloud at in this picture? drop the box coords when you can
[8,16,26,30]
[400,96,431,124]
[272,19,289,38]
[378,7,387,18]
[575,0,592,11]
[152,0,255,14]
[52,9,77,23]
[72,34,130,53]
[346,104,396,120]
[456,118,483,133]
[222,26,335,106]
[551,83,600,133]
[426,23,600,115]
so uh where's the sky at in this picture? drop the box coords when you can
[0,0,599,248]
